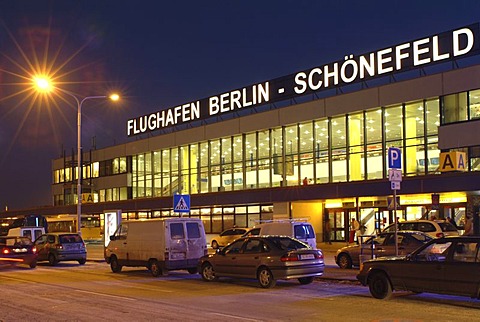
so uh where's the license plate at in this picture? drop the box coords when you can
[300,254,315,260]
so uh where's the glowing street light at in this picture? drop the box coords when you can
[33,76,120,235]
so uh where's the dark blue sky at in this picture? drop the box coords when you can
[1,0,479,210]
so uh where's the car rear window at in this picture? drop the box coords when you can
[416,222,436,233]
[438,222,458,232]
[270,237,309,250]
[294,224,315,239]
[0,237,33,246]
[59,234,83,243]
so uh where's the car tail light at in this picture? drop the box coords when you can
[281,253,299,262]
[54,244,64,250]
[436,232,444,238]
[315,251,324,259]
[2,248,10,254]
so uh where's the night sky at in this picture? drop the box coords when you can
[0,0,479,210]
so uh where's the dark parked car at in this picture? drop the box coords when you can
[0,236,37,268]
[198,236,324,288]
[34,233,87,266]
[357,236,480,299]
[335,231,432,269]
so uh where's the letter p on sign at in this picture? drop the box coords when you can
[388,147,402,169]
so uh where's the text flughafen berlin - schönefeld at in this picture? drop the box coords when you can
[127,23,480,137]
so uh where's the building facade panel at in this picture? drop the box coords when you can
[438,119,480,149]
[174,127,206,146]
[205,118,241,140]
[379,74,443,107]
[239,109,281,133]
[278,99,326,125]
[324,87,379,116]
[443,64,480,94]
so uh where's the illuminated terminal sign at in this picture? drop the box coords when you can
[127,23,480,137]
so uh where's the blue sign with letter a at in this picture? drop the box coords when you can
[388,147,402,169]
[173,194,190,213]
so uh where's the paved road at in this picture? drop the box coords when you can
[2,261,480,321]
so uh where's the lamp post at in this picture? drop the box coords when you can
[33,76,119,235]
[72,94,108,235]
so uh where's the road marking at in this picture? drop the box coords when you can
[75,289,136,301]
[209,312,259,321]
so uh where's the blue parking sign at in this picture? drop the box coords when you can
[388,147,402,169]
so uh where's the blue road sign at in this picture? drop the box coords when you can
[388,147,402,169]
[173,194,190,213]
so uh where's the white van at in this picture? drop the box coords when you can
[244,220,317,248]
[7,226,45,241]
[105,218,207,277]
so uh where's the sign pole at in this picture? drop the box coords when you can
[394,188,398,256]
[388,147,402,257]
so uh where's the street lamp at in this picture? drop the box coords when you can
[34,76,119,235]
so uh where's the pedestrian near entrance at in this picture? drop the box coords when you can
[349,218,360,244]
[463,214,474,236]
[324,219,332,245]
[303,177,309,185]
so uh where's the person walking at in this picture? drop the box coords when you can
[325,219,332,245]
[463,214,474,236]
[349,218,360,244]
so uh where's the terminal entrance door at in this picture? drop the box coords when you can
[327,209,357,242]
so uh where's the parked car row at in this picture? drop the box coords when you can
[104,218,324,288]
[0,232,87,269]
[5,218,480,301]
[336,219,460,270]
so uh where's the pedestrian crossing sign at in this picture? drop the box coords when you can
[173,194,190,213]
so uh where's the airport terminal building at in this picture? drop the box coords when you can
[3,24,480,242]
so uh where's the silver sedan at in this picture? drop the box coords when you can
[198,235,324,288]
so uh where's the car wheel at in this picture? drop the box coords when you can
[201,262,218,281]
[298,276,314,285]
[78,258,86,265]
[150,260,163,277]
[48,253,58,266]
[211,240,219,249]
[110,256,122,273]
[29,261,37,269]
[337,253,353,269]
[368,272,393,300]
[187,267,198,274]
[257,267,276,288]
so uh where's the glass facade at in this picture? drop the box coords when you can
[127,98,443,198]
[52,87,480,216]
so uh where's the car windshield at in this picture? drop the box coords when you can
[410,233,432,243]
[269,237,309,250]
[365,234,387,245]
[59,234,83,243]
